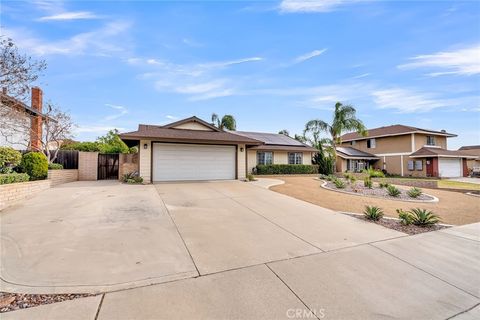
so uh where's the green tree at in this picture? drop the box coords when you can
[278,129,290,136]
[211,113,236,130]
[97,129,129,154]
[304,102,367,172]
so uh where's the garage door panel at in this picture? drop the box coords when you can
[439,158,461,178]
[153,143,236,181]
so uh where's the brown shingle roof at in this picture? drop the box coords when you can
[409,147,477,159]
[120,124,262,145]
[248,144,317,152]
[341,124,456,142]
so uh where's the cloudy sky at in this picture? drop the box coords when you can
[1,0,479,148]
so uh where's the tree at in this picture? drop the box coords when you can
[278,129,290,136]
[211,113,236,130]
[41,103,75,163]
[304,102,367,172]
[294,134,307,144]
[1,37,46,101]
[96,129,130,153]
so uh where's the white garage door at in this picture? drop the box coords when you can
[439,158,462,178]
[152,143,236,181]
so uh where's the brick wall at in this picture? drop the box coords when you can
[78,152,98,181]
[47,169,79,186]
[0,180,51,211]
[118,153,139,180]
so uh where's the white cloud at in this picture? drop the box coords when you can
[38,11,99,21]
[3,21,131,56]
[398,44,480,76]
[104,104,128,121]
[294,49,327,63]
[279,0,369,13]
[371,88,449,113]
[352,73,371,79]
[166,115,179,120]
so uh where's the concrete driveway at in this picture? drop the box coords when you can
[1,180,478,319]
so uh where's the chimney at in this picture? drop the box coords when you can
[2,88,6,95]
[30,87,43,151]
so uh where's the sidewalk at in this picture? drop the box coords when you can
[3,223,478,320]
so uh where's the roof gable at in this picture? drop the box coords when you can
[163,116,220,132]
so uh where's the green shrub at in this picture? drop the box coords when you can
[61,141,101,152]
[363,206,384,221]
[407,187,423,198]
[349,176,357,184]
[343,173,351,179]
[333,178,346,189]
[396,209,413,225]
[379,182,390,188]
[364,177,373,189]
[0,172,30,185]
[386,185,401,197]
[0,147,22,173]
[122,171,143,184]
[363,168,385,178]
[246,173,256,181]
[48,163,63,170]
[256,164,319,175]
[19,152,48,180]
[409,208,440,226]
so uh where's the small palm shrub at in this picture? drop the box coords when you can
[364,177,373,189]
[363,206,384,221]
[407,187,422,198]
[396,209,413,225]
[333,178,346,189]
[387,185,401,197]
[122,171,143,184]
[409,208,440,226]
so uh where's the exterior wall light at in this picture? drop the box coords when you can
[240,147,244,152]
[143,143,148,149]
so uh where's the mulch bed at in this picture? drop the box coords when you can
[354,216,449,235]
[0,292,96,313]
[324,179,435,202]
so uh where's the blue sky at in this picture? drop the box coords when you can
[2,0,479,148]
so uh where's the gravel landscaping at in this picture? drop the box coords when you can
[0,292,96,313]
[322,179,436,202]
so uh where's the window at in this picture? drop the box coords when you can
[426,136,436,146]
[288,152,303,164]
[350,141,356,146]
[367,138,376,149]
[415,160,423,171]
[408,160,414,171]
[257,152,273,165]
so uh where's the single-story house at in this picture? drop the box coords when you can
[120,116,317,182]
[458,145,480,175]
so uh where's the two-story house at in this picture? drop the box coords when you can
[336,125,476,178]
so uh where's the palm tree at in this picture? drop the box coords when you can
[211,113,237,131]
[304,102,367,171]
[278,129,290,136]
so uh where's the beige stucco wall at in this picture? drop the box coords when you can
[247,149,257,174]
[336,157,347,172]
[343,134,412,154]
[384,155,402,176]
[246,150,314,173]
[139,140,151,183]
[78,152,98,181]
[237,144,246,180]
[403,156,427,177]
[414,133,447,150]
[173,122,213,131]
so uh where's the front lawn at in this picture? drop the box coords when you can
[437,180,480,191]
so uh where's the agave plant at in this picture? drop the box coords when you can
[407,187,423,198]
[396,209,413,225]
[409,208,440,226]
[334,178,346,189]
[387,185,401,197]
[364,177,373,189]
[363,205,384,221]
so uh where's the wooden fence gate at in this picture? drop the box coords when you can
[98,154,119,180]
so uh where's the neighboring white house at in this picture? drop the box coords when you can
[0,87,44,150]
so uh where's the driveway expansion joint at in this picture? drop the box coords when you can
[446,302,480,319]
[94,293,105,320]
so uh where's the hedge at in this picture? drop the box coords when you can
[256,164,319,175]
[48,163,64,170]
[0,172,30,185]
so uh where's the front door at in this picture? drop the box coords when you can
[426,158,433,177]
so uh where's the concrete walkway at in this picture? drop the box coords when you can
[1,180,478,318]
[3,223,478,319]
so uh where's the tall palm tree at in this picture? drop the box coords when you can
[211,113,237,131]
[304,102,367,171]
